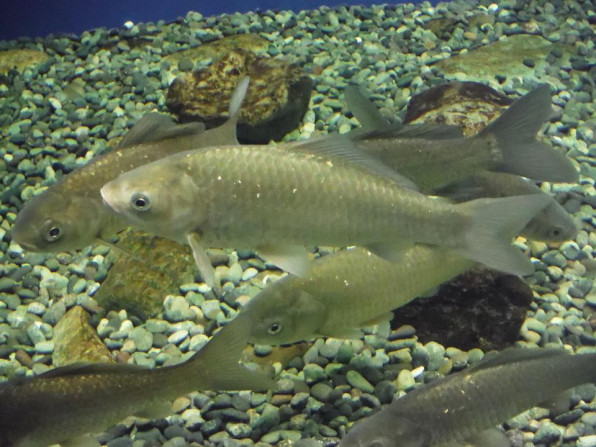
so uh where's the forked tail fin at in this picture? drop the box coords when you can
[455,194,551,275]
[479,85,578,183]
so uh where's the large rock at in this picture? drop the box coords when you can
[52,306,113,367]
[390,268,533,351]
[166,49,312,143]
[404,81,512,136]
[162,34,270,67]
[0,49,49,74]
[94,229,195,320]
[433,34,569,86]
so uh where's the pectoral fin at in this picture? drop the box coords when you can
[258,244,312,277]
[464,428,510,447]
[187,232,219,291]
[134,400,173,419]
[325,327,364,340]
[61,434,101,447]
[365,240,411,262]
[360,312,394,328]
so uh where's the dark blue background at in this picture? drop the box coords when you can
[1,0,427,41]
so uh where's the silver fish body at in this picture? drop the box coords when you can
[11,77,250,253]
[349,85,578,191]
[439,171,578,242]
[239,246,475,345]
[340,348,596,447]
[101,136,550,276]
[0,315,273,447]
[355,134,501,194]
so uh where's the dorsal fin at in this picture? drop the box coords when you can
[344,84,393,131]
[117,113,206,148]
[288,134,419,190]
[469,347,568,372]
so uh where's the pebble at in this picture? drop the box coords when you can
[346,370,374,393]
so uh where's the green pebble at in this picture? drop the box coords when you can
[303,364,327,384]
[335,343,354,363]
[425,341,445,371]
[346,370,374,393]
[396,369,415,391]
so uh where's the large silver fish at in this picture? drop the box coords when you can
[340,348,596,447]
[438,171,578,243]
[11,77,250,253]
[346,84,578,192]
[100,131,551,288]
[0,315,273,447]
[235,246,474,345]
[346,84,578,243]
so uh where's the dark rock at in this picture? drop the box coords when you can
[390,267,533,351]
[403,81,512,136]
[94,229,195,320]
[166,49,312,143]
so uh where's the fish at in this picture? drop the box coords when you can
[345,84,579,193]
[100,130,551,288]
[0,315,274,447]
[339,348,596,447]
[438,171,578,243]
[233,245,475,345]
[11,76,251,254]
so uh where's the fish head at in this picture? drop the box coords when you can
[100,162,199,240]
[243,285,327,345]
[340,412,431,447]
[12,191,105,252]
[522,203,579,242]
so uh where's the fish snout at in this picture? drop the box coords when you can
[100,181,126,214]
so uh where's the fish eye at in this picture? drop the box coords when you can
[43,222,63,242]
[550,227,562,238]
[268,322,282,335]
[131,193,151,211]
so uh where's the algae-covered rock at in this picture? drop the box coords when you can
[404,81,512,136]
[94,229,195,320]
[52,306,113,367]
[0,49,50,74]
[391,267,533,351]
[166,48,312,143]
[163,34,270,68]
[433,34,567,83]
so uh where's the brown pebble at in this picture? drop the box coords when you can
[15,349,33,368]
[271,394,293,406]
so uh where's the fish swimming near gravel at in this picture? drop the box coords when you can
[0,315,274,447]
[233,245,474,345]
[340,348,596,447]
[345,84,579,192]
[438,171,578,243]
[100,126,551,289]
[11,77,251,254]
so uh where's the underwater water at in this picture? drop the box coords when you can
[0,0,595,446]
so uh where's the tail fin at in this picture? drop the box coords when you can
[455,194,551,276]
[479,85,578,183]
[187,314,275,391]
